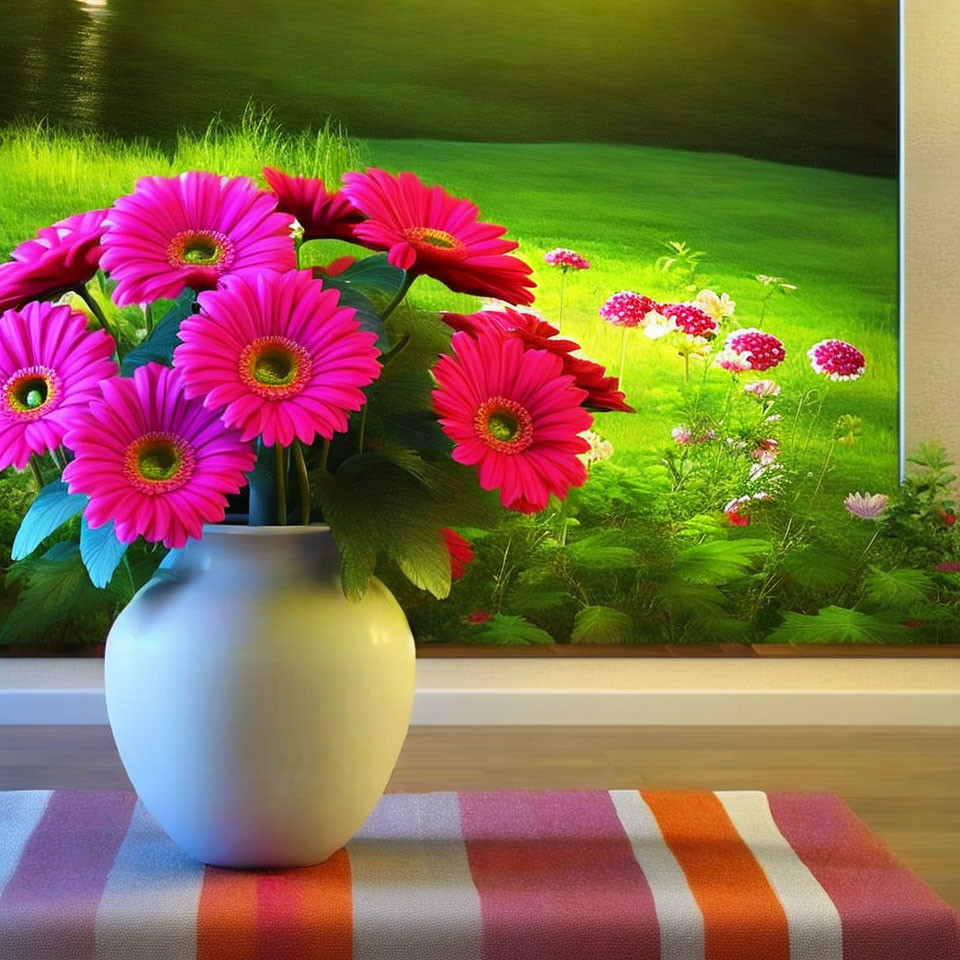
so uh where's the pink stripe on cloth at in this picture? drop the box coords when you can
[767,793,960,960]
[0,791,136,960]
[458,789,661,960]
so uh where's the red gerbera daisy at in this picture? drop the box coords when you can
[174,269,381,448]
[442,528,473,579]
[442,308,633,413]
[432,331,592,513]
[101,172,296,306]
[723,328,786,372]
[807,339,866,381]
[262,167,363,242]
[0,301,117,470]
[0,209,107,312]
[62,364,256,548]
[660,303,718,339]
[341,169,535,305]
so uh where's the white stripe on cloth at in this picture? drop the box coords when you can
[348,791,484,960]
[94,799,205,960]
[0,791,51,897]
[610,789,706,960]
[716,791,843,960]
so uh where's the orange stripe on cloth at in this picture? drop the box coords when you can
[642,790,790,960]
[196,866,260,960]
[255,848,353,960]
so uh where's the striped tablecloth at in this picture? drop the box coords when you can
[0,789,957,960]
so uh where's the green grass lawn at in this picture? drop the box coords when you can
[0,123,907,646]
[362,139,900,503]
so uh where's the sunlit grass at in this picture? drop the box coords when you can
[0,105,365,249]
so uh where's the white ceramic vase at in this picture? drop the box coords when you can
[104,525,416,868]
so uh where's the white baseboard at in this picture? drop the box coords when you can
[1,688,956,726]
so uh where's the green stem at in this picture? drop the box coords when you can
[27,453,43,492]
[618,325,629,391]
[143,302,154,335]
[380,273,416,322]
[122,555,137,600]
[358,406,368,453]
[683,352,690,384]
[275,443,287,526]
[320,438,331,472]
[75,284,115,344]
[293,440,311,526]
[557,269,567,331]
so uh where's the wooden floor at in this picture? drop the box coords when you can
[2,725,958,910]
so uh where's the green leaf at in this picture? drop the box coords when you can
[321,253,406,306]
[863,567,934,610]
[11,481,88,560]
[673,538,768,584]
[79,518,128,589]
[571,605,634,644]
[782,545,852,591]
[476,613,554,646]
[656,580,726,619]
[313,453,492,601]
[120,287,196,375]
[766,606,909,644]
[326,286,386,346]
[1,542,104,644]
[565,532,636,573]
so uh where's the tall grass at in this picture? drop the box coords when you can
[0,106,365,251]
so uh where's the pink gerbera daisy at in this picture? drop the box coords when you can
[442,308,632,413]
[174,269,381,448]
[62,364,256,548]
[544,248,590,271]
[432,331,592,513]
[262,167,363,242]
[808,339,866,381]
[723,328,786,372]
[0,301,116,471]
[599,291,659,328]
[442,528,473,580]
[660,303,718,339]
[101,172,296,306]
[341,169,535,305]
[0,209,108,312]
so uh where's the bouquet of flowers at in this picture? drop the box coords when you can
[0,166,630,606]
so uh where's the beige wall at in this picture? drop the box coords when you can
[905,0,960,461]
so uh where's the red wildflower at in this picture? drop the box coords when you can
[660,303,717,339]
[808,339,866,381]
[466,610,492,624]
[599,291,659,328]
[937,509,957,527]
[723,328,786,372]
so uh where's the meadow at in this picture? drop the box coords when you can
[2,116,948,649]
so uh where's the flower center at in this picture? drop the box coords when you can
[404,226,463,253]
[167,229,234,271]
[474,396,534,455]
[123,431,196,495]
[238,336,313,400]
[3,366,62,422]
